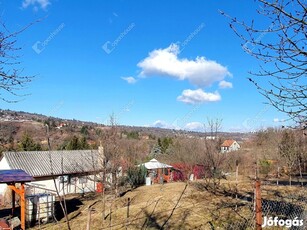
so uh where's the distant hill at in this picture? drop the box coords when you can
[0,109,252,151]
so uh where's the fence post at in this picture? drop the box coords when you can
[277,166,279,185]
[235,161,239,211]
[126,197,130,229]
[127,197,130,218]
[255,180,262,230]
[86,207,92,230]
[110,202,112,230]
[102,187,105,223]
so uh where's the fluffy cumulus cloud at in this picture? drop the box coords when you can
[219,80,233,89]
[137,44,232,88]
[121,76,137,84]
[22,0,50,10]
[184,122,204,132]
[177,89,221,104]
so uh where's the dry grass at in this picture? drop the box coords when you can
[30,179,307,230]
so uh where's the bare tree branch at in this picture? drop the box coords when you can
[0,18,41,102]
[221,0,307,126]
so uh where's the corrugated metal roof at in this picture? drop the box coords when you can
[2,150,104,177]
[0,169,33,183]
[139,158,173,170]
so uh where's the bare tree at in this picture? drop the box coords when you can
[279,129,298,186]
[202,118,226,192]
[204,117,223,139]
[0,20,37,102]
[169,137,204,179]
[221,0,307,125]
[294,129,307,185]
[45,124,71,230]
[102,113,123,197]
[253,128,281,180]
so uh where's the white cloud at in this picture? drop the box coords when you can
[152,120,176,129]
[177,89,221,104]
[22,0,50,10]
[137,44,232,87]
[121,76,137,84]
[184,122,204,132]
[152,120,206,132]
[273,118,285,123]
[219,80,233,89]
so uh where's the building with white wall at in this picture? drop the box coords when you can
[220,140,241,153]
[0,148,105,196]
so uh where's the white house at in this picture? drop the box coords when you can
[221,140,241,153]
[0,147,105,196]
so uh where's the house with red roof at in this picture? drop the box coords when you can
[221,140,240,153]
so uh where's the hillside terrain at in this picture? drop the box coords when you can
[0,109,252,153]
[0,110,306,230]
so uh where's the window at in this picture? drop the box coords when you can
[70,176,77,185]
[59,175,69,183]
[78,176,87,184]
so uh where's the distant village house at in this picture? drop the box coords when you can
[220,139,240,153]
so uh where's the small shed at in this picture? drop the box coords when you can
[0,169,34,230]
[139,159,173,184]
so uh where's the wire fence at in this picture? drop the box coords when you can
[260,185,307,230]
[75,180,306,230]
[26,175,307,230]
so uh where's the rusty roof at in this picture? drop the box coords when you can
[221,140,236,147]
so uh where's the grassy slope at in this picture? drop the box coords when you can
[32,182,230,230]
[30,177,307,230]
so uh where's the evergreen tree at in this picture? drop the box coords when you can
[64,136,89,150]
[158,137,173,154]
[80,136,90,149]
[80,126,89,136]
[19,133,42,151]
[127,165,147,188]
[65,136,81,150]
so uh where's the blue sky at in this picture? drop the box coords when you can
[0,0,291,132]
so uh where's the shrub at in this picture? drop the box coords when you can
[259,159,272,176]
[127,165,147,188]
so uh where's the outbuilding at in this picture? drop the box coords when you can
[0,147,105,196]
[139,158,173,184]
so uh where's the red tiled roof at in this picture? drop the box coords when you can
[221,140,235,147]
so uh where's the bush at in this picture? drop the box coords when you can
[127,165,147,188]
[259,159,272,176]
